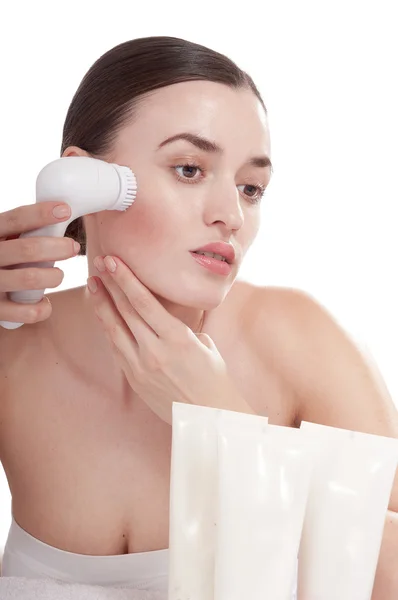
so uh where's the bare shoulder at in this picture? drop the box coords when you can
[231,282,313,359]
[0,323,33,442]
[247,283,398,440]
[0,306,56,404]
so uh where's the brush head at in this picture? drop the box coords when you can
[111,164,138,211]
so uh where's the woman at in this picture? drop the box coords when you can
[0,36,397,597]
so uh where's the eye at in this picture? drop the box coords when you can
[172,163,266,204]
[174,164,203,181]
[237,183,266,204]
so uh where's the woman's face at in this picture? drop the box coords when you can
[82,80,271,310]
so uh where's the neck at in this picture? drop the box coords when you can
[150,293,206,333]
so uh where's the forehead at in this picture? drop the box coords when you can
[120,80,270,155]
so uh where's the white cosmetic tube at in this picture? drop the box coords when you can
[215,418,316,600]
[168,403,268,600]
[298,421,398,600]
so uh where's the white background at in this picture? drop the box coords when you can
[0,0,397,553]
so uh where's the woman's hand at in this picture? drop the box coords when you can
[87,255,253,424]
[0,201,79,325]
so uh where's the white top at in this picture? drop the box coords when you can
[2,518,298,599]
[1,518,168,593]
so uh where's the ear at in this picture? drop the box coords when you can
[62,146,91,159]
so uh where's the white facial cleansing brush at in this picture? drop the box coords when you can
[0,156,137,330]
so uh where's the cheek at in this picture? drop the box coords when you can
[130,204,164,246]
[251,215,261,240]
[114,195,184,252]
[237,212,261,253]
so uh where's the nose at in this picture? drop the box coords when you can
[204,184,244,232]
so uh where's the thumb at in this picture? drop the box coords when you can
[195,332,216,350]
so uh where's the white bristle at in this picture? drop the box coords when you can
[122,172,137,209]
[112,165,138,211]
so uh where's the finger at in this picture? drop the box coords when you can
[93,269,156,349]
[0,201,72,239]
[102,256,182,339]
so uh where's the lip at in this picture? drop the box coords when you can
[191,242,236,264]
[190,251,232,276]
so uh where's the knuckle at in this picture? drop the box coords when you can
[26,298,51,324]
[125,303,138,319]
[146,353,164,372]
[108,322,120,338]
[23,267,41,288]
[20,237,39,260]
[44,203,54,219]
[5,211,20,233]
[41,201,57,222]
[132,293,151,312]
[25,304,42,323]
[134,365,147,384]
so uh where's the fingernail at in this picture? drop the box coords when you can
[74,241,81,254]
[94,256,106,272]
[104,256,117,273]
[53,205,71,219]
[87,277,97,293]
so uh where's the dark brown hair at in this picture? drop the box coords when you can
[62,36,266,255]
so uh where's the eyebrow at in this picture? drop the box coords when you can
[157,132,273,171]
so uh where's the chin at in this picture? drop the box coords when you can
[143,273,235,310]
[159,288,230,310]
